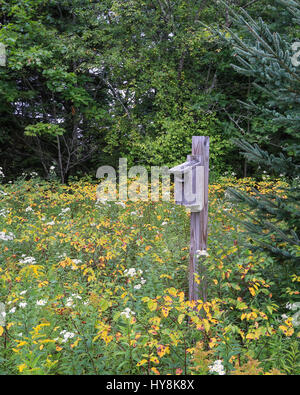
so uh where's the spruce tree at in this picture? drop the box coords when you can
[216,0,300,303]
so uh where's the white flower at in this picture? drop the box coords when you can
[36,299,47,306]
[161,221,168,226]
[120,307,135,319]
[72,259,82,265]
[124,268,137,277]
[196,250,209,258]
[19,255,36,265]
[292,311,300,327]
[0,310,5,326]
[140,278,146,285]
[60,330,75,343]
[0,208,9,217]
[0,231,15,241]
[50,165,55,170]
[134,284,141,290]
[9,307,16,314]
[25,206,33,212]
[59,207,70,215]
[66,297,74,307]
[168,32,174,38]
[46,220,55,226]
[19,302,27,308]
[65,294,82,307]
[209,360,225,375]
[71,293,82,300]
[286,302,300,311]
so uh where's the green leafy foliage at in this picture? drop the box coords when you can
[25,123,65,137]
[0,0,277,180]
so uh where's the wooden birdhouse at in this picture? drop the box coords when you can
[169,154,205,212]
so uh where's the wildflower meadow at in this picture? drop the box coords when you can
[0,0,300,378]
[0,175,299,375]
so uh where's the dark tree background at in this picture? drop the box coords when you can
[0,0,285,182]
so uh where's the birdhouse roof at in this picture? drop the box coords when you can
[169,156,201,175]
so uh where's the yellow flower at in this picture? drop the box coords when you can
[136,359,148,367]
[161,306,170,317]
[209,337,218,349]
[150,356,159,364]
[18,363,27,373]
[279,325,294,337]
[70,338,81,348]
[157,344,170,358]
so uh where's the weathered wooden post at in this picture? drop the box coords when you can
[189,136,209,302]
[169,136,209,303]
[0,43,6,67]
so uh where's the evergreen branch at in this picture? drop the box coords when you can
[233,139,300,176]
